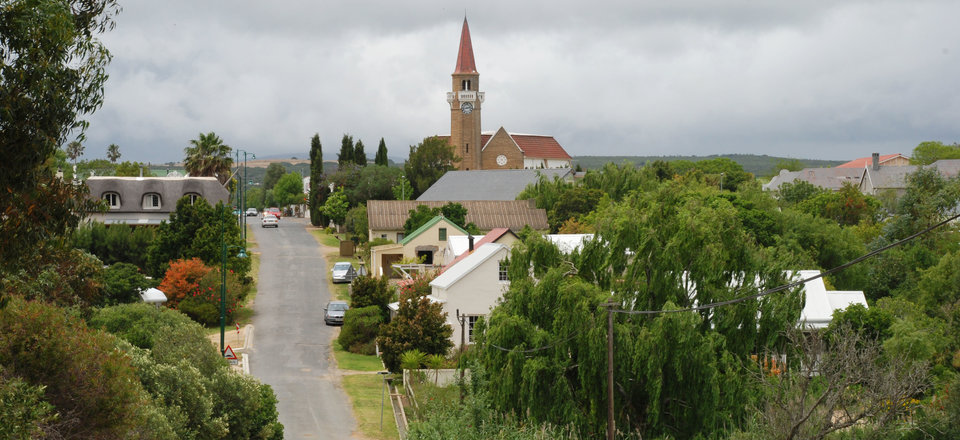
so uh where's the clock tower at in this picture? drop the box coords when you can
[447,18,484,170]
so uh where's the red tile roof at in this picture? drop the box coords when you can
[836,154,906,168]
[480,133,572,160]
[440,228,512,272]
[454,18,477,74]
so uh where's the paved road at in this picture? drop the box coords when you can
[248,217,357,439]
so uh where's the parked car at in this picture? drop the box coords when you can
[261,214,279,228]
[265,207,281,219]
[330,262,357,283]
[324,300,349,325]
[245,208,258,216]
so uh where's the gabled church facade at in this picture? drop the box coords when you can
[444,19,571,170]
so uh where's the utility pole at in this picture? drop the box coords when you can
[607,302,615,440]
[457,308,466,404]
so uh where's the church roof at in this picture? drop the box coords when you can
[481,132,572,160]
[454,18,477,74]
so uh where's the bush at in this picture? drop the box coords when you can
[350,275,394,320]
[156,258,210,308]
[338,305,383,354]
[100,262,154,306]
[378,272,453,372]
[0,367,57,440]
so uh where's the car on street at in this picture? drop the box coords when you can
[330,262,357,283]
[265,207,282,219]
[246,208,258,216]
[261,214,279,228]
[324,300,349,325]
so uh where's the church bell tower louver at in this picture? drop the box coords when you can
[447,18,484,170]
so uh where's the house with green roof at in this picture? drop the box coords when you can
[370,216,468,277]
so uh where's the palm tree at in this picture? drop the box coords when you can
[184,132,233,185]
[106,143,121,163]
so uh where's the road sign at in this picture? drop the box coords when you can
[223,345,238,361]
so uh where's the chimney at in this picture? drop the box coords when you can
[468,235,474,252]
[872,153,880,171]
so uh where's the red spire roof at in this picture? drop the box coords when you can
[454,18,478,74]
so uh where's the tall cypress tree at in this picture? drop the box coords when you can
[309,133,329,226]
[375,137,388,166]
[354,139,367,166]
[337,134,354,170]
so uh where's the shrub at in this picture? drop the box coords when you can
[0,367,57,440]
[157,258,211,308]
[378,272,453,372]
[338,305,383,354]
[100,262,154,306]
[350,275,394,320]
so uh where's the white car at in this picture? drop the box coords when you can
[261,214,279,228]
[331,262,357,283]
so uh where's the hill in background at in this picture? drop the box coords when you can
[572,154,845,177]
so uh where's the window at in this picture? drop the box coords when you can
[461,79,471,91]
[102,192,120,209]
[467,315,480,343]
[142,193,161,209]
[380,234,387,239]
[397,232,405,242]
[498,261,508,281]
[184,193,201,205]
[438,228,447,241]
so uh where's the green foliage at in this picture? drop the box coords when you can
[309,133,328,226]
[400,350,427,370]
[206,368,284,440]
[74,222,156,269]
[776,180,827,207]
[115,160,147,176]
[354,139,367,166]
[795,182,880,226]
[404,205,441,235]
[404,136,459,198]
[770,158,805,175]
[322,188,350,227]
[403,202,475,235]
[338,134,355,170]
[375,137,389,166]
[101,262,154,306]
[349,165,403,206]
[183,132,233,185]
[910,140,960,165]
[350,275,394,320]
[0,297,157,438]
[0,368,57,440]
[547,186,604,233]
[378,272,453,372]
[1,247,105,308]
[337,305,383,355]
[693,156,754,191]
[107,143,121,162]
[273,171,305,206]
[146,198,249,278]
[392,174,413,200]
[344,205,369,241]
[262,162,286,191]
[177,267,247,326]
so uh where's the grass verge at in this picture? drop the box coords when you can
[333,342,384,372]
[342,374,399,440]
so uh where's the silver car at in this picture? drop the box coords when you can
[330,262,357,283]
[324,300,349,325]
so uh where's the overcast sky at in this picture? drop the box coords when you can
[81,1,960,164]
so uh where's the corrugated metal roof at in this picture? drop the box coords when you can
[367,200,548,231]
[417,169,572,201]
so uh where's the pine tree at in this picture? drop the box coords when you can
[375,138,389,166]
[354,139,367,166]
[337,134,354,170]
[309,133,329,227]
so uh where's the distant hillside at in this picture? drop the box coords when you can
[572,154,845,177]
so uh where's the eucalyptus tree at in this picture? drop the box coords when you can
[183,132,233,185]
[475,180,805,438]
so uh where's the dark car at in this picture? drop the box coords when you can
[324,300,349,325]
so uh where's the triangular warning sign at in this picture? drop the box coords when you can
[223,345,238,360]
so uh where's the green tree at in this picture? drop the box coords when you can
[323,188,349,229]
[403,205,440,235]
[309,133,328,226]
[694,157,753,191]
[777,180,827,206]
[349,275,394,320]
[375,137,389,166]
[337,305,383,354]
[273,171,305,207]
[910,140,960,165]
[344,205,368,241]
[795,182,880,226]
[354,139,367,166]
[378,273,453,372]
[338,134,354,170]
[263,162,286,190]
[348,165,403,206]
[65,140,85,165]
[100,262,154,306]
[107,143,121,162]
[115,160,146,176]
[146,198,249,279]
[404,136,459,198]
[184,132,233,185]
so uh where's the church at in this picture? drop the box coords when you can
[443,19,572,171]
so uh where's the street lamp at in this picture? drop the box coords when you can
[235,150,255,242]
[220,205,248,355]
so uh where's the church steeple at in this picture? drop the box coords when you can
[454,18,477,74]
[447,17,484,170]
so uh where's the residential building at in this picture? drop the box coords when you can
[369,216,468,277]
[85,176,229,225]
[366,199,548,243]
[429,243,511,345]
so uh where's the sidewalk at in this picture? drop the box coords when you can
[207,324,253,374]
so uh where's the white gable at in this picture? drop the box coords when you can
[431,243,507,290]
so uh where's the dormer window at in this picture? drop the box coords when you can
[142,193,161,209]
[103,192,120,209]
[184,193,201,205]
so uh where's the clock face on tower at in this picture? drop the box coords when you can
[461,102,474,114]
[496,154,507,166]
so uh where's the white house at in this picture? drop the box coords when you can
[795,270,868,329]
[85,176,229,225]
[429,243,511,346]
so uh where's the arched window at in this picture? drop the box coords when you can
[102,192,121,209]
[184,193,201,205]
[142,193,161,209]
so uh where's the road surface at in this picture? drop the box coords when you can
[248,216,357,438]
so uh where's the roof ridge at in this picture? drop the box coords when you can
[401,215,469,245]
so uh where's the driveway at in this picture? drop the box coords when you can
[248,217,357,438]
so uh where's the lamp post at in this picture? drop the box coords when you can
[220,205,248,355]
[235,150,255,242]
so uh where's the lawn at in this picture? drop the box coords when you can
[342,374,399,440]
[308,228,342,247]
[333,342,385,372]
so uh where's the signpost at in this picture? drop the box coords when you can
[224,345,239,365]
